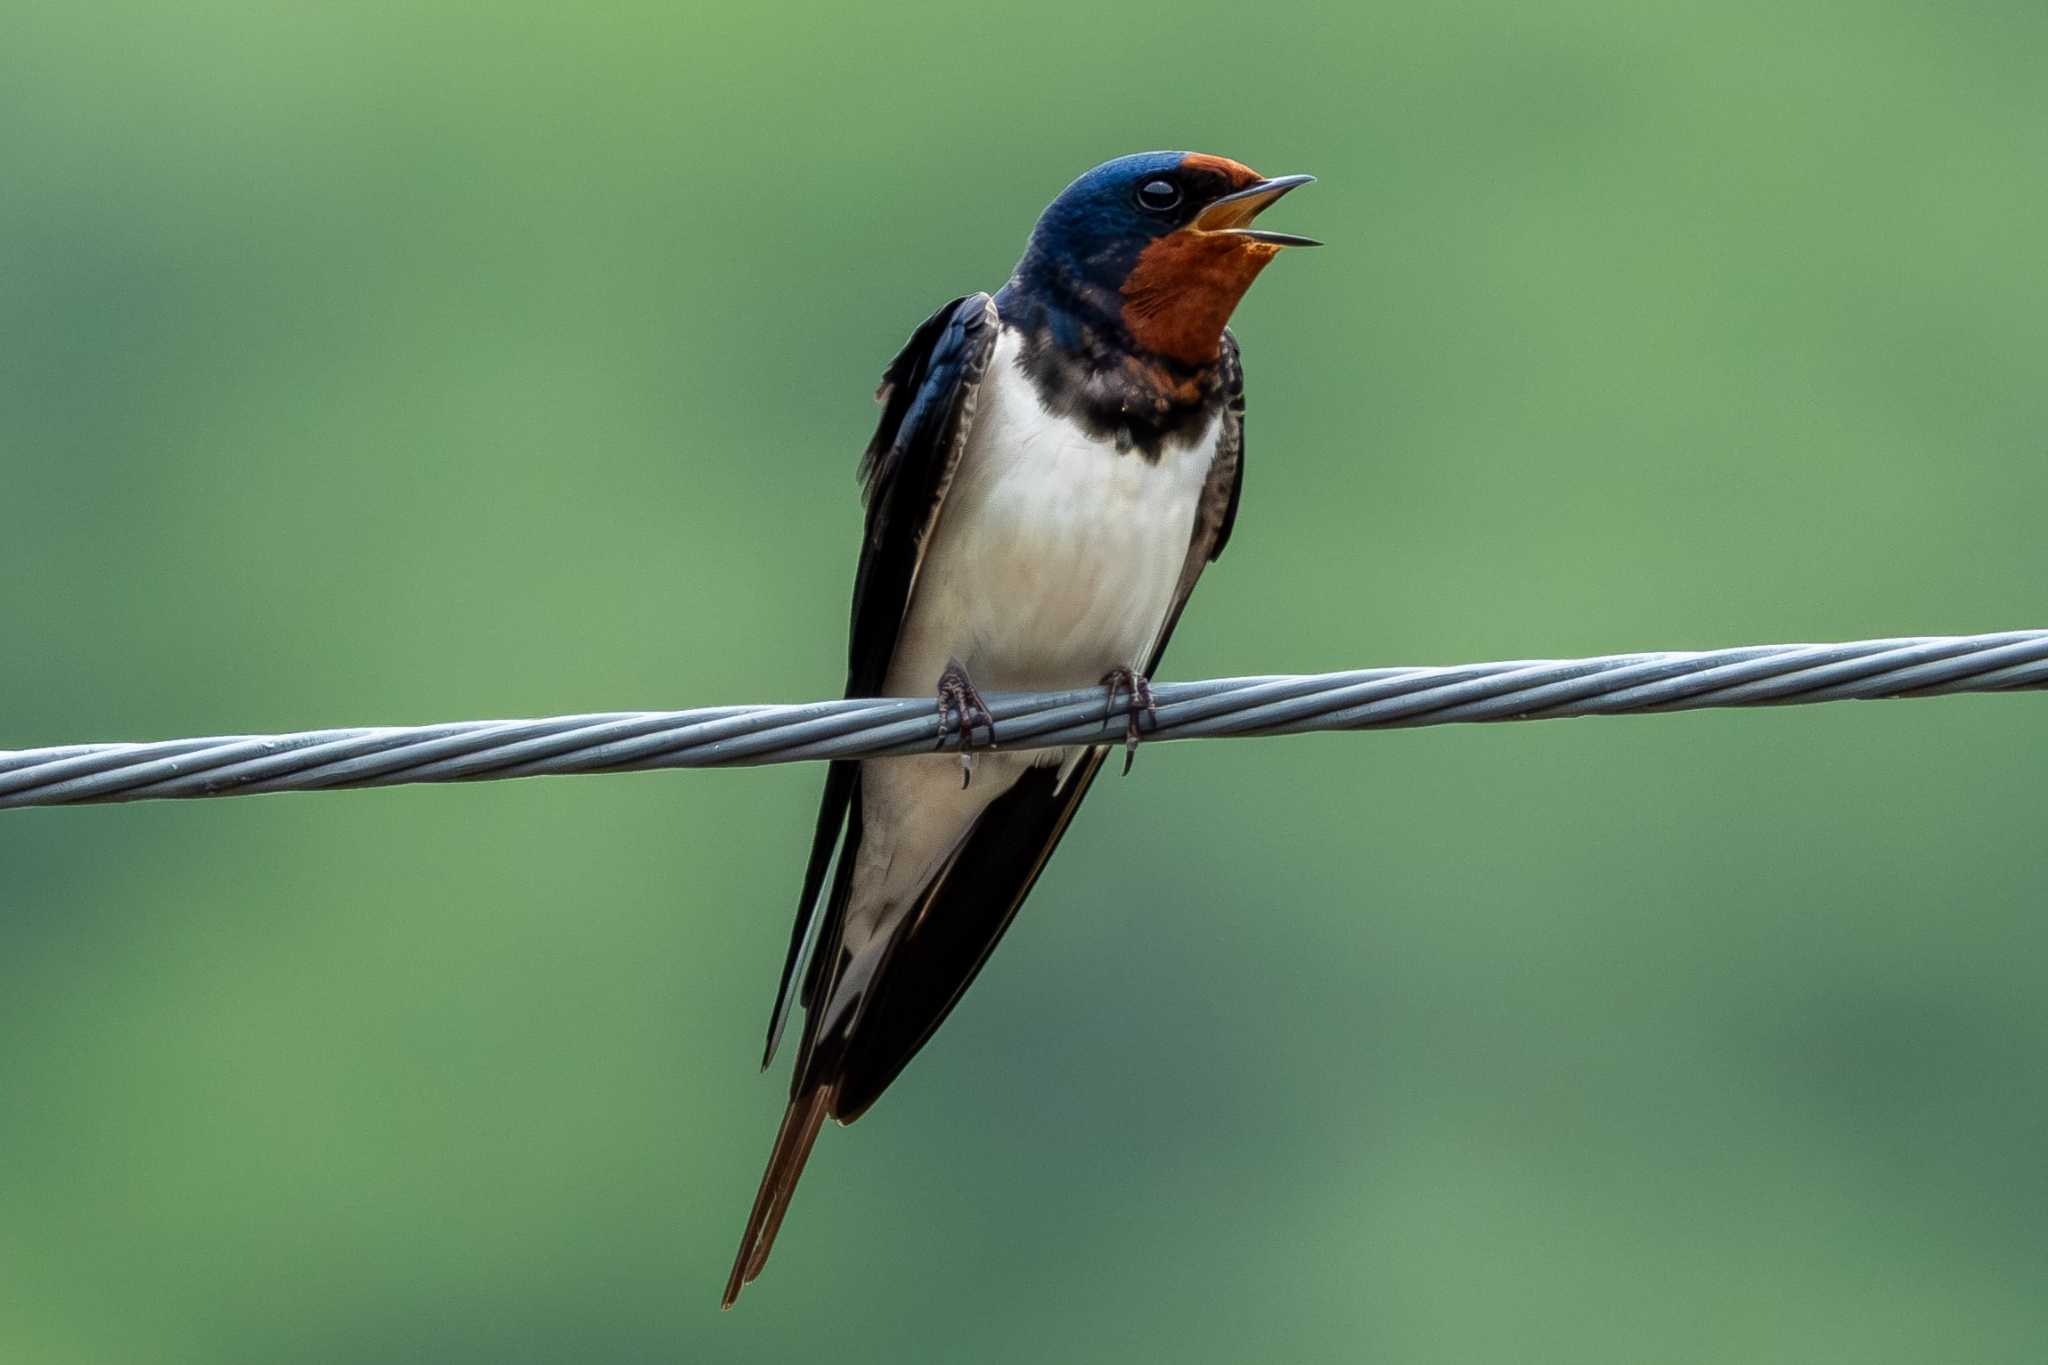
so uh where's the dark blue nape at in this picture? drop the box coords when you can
[1000,150,1193,336]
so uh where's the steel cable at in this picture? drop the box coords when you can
[2,630,2041,811]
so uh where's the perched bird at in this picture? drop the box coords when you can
[725,151,1316,1306]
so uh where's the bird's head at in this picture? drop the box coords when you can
[1006,151,1317,367]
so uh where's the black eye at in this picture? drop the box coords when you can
[1135,178,1183,212]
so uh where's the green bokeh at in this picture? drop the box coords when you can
[4,2,2045,1360]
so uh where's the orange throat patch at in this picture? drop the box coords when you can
[1120,231,1281,366]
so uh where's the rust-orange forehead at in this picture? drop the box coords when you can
[1178,153,1261,187]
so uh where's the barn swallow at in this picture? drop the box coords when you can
[724,152,1316,1306]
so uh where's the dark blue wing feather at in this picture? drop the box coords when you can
[759,293,998,1066]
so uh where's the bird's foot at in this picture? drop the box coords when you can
[1100,666,1157,776]
[937,657,996,788]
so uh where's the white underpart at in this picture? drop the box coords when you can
[836,325,1219,967]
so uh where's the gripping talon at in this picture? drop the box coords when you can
[1100,666,1157,776]
[936,657,996,786]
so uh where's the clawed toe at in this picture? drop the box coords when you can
[1100,666,1157,775]
[936,657,996,785]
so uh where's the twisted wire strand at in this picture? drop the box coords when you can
[2,630,2041,812]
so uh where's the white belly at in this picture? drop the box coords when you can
[883,327,1217,697]
[846,326,1219,940]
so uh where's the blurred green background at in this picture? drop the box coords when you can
[4,1,2045,1360]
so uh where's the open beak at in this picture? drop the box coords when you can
[1191,174,1320,247]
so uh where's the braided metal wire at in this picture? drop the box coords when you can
[2,630,2041,811]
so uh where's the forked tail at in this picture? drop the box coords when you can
[721,1083,833,1308]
